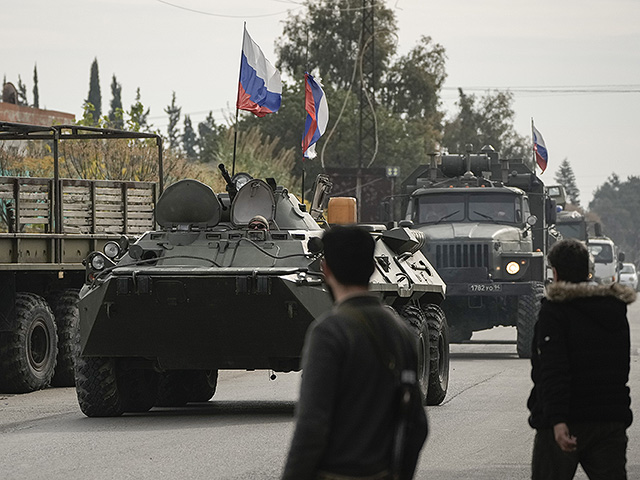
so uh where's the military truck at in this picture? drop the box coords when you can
[547,185,588,242]
[0,122,162,393]
[74,167,450,416]
[400,146,557,358]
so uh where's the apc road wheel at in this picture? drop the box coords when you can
[516,282,544,358]
[400,305,430,404]
[119,367,159,413]
[156,370,218,407]
[49,289,80,387]
[424,304,450,406]
[0,293,57,393]
[75,356,125,417]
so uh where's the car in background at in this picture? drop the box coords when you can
[619,262,638,291]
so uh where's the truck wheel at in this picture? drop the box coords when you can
[0,293,58,393]
[400,305,430,405]
[119,367,159,413]
[49,289,80,387]
[156,370,218,407]
[424,304,450,406]
[75,356,125,417]
[516,283,544,358]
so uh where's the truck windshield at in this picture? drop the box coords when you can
[415,192,522,225]
[588,243,614,263]
[556,223,587,241]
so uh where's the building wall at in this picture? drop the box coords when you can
[0,103,75,126]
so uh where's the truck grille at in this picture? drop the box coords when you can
[435,243,490,268]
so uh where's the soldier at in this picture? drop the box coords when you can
[282,225,428,480]
[527,238,634,479]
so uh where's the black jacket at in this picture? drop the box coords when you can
[527,281,635,429]
[282,294,428,479]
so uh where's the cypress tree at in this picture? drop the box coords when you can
[108,74,124,129]
[182,115,197,160]
[127,88,150,132]
[554,158,581,206]
[86,58,102,124]
[32,64,39,108]
[164,91,181,150]
[198,112,219,163]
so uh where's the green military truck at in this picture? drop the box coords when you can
[400,146,557,358]
[0,122,162,392]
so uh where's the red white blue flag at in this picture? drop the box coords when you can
[236,26,282,117]
[532,124,548,173]
[302,72,329,159]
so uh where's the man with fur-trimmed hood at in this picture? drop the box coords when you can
[527,238,635,479]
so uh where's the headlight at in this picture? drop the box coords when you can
[91,254,106,271]
[103,241,121,259]
[506,261,520,275]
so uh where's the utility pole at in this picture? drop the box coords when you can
[357,0,376,220]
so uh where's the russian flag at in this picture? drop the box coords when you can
[532,124,548,173]
[302,72,329,159]
[236,26,282,117]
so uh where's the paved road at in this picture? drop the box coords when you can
[1,301,639,480]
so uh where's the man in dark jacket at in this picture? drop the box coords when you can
[282,226,428,480]
[527,238,635,479]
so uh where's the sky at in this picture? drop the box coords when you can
[2,0,639,205]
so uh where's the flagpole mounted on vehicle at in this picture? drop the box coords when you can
[232,23,247,178]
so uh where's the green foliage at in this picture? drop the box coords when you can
[127,88,151,132]
[86,58,102,124]
[589,174,640,263]
[182,115,197,160]
[276,0,397,89]
[32,64,39,109]
[554,158,580,205]
[443,89,530,163]
[17,75,28,106]
[164,91,181,150]
[206,126,300,194]
[197,112,224,163]
[108,74,124,129]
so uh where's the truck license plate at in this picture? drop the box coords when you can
[468,283,502,292]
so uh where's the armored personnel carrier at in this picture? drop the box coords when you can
[75,166,448,416]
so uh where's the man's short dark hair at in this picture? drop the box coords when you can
[547,238,590,283]
[322,226,375,286]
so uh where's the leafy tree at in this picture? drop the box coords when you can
[443,89,530,163]
[197,112,223,163]
[108,74,124,129]
[276,0,397,89]
[86,58,102,124]
[32,64,39,108]
[164,91,181,150]
[554,158,580,205]
[589,174,640,263]
[127,88,150,132]
[182,115,197,160]
[16,75,28,106]
[249,1,447,193]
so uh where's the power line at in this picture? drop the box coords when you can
[154,0,301,18]
[442,85,640,94]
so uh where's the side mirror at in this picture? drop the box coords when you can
[398,220,414,228]
[618,251,626,262]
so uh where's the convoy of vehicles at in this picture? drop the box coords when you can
[398,146,557,358]
[0,122,162,393]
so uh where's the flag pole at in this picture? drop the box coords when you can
[233,23,247,178]
[531,117,536,174]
